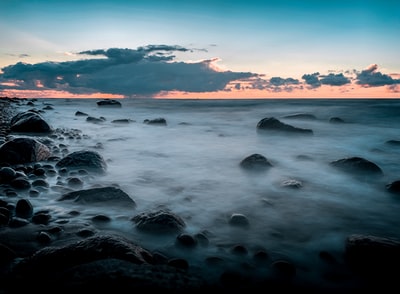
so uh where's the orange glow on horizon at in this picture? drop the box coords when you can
[1,84,399,99]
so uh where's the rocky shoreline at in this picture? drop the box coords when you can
[1,97,400,293]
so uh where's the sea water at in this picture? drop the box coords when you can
[12,98,400,282]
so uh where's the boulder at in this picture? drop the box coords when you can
[58,186,136,208]
[256,117,313,135]
[55,150,107,174]
[330,156,383,176]
[10,111,52,133]
[131,209,186,234]
[0,137,51,165]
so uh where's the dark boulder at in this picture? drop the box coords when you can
[10,111,52,133]
[344,234,400,281]
[58,186,136,208]
[0,137,51,165]
[240,153,273,171]
[96,99,122,107]
[256,117,313,135]
[386,180,400,194]
[55,150,107,174]
[143,118,167,125]
[131,209,186,234]
[330,156,383,176]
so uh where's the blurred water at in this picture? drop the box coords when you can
[16,98,400,274]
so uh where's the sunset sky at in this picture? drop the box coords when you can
[0,0,399,99]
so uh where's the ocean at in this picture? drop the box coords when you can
[6,98,400,287]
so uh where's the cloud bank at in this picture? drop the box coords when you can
[0,45,256,97]
[0,46,399,98]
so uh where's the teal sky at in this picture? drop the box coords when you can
[1,0,399,98]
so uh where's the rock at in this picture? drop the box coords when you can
[228,213,249,227]
[0,137,51,165]
[386,180,400,194]
[256,117,313,135]
[143,118,167,125]
[55,150,107,174]
[10,111,52,133]
[58,186,136,208]
[239,153,273,171]
[330,156,383,176]
[344,234,400,281]
[132,209,186,234]
[96,99,122,107]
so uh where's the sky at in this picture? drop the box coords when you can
[0,0,399,99]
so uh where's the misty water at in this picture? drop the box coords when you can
[13,98,400,285]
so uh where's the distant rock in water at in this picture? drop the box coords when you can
[256,117,313,135]
[0,137,51,165]
[143,118,167,125]
[58,186,136,208]
[75,111,88,116]
[10,111,52,133]
[55,150,107,174]
[330,156,383,176]
[240,153,273,171]
[282,113,317,120]
[96,99,122,107]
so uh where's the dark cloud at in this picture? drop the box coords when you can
[0,45,256,97]
[301,72,321,88]
[320,73,350,86]
[269,77,299,87]
[356,64,400,86]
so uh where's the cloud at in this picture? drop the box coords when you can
[356,64,400,87]
[0,45,257,97]
[301,72,321,88]
[320,73,351,86]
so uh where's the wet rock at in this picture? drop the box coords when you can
[344,234,400,281]
[143,118,167,125]
[386,180,400,194]
[330,156,383,176]
[239,153,273,171]
[10,111,52,133]
[256,117,313,135]
[15,198,33,219]
[58,186,136,208]
[55,150,107,174]
[132,209,186,234]
[0,137,51,165]
[96,99,122,107]
[228,213,249,227]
